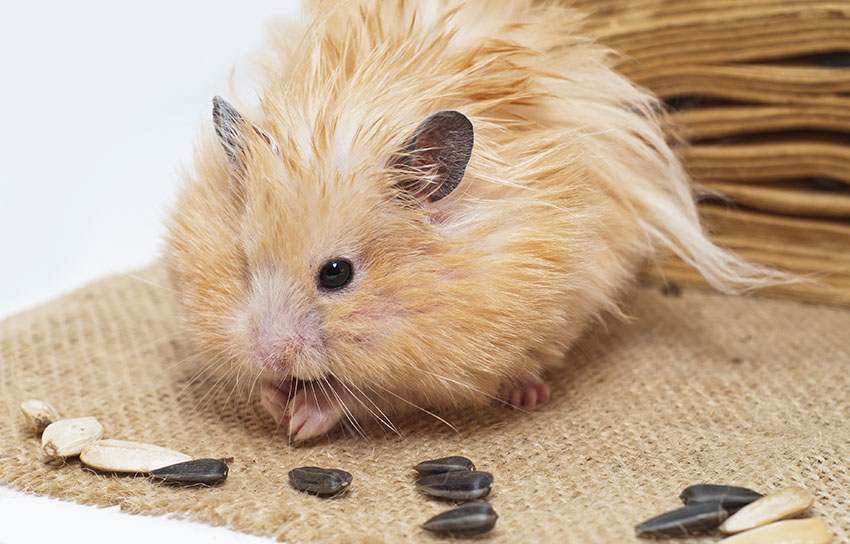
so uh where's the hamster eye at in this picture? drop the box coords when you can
[318,259,353,290]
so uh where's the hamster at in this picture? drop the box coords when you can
[165,0,781,441]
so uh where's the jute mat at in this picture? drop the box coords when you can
[1,265,848,543]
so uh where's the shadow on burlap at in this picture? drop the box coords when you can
[1,265,848,542]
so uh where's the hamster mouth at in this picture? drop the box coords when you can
[260,376,344,441]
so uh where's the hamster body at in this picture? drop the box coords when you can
[166,0,777,440]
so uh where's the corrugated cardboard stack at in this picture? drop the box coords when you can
[576,0,850,307]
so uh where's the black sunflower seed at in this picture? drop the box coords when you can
[422,502,498,536]
[415,470,493,500]
[413,456,476,476]
[680,484,763,509]
[635,501,730,537]
[288,466,352,496]
[149,458,229,485]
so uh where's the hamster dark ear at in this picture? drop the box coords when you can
[398,110,474,203]
[212,96,280,173]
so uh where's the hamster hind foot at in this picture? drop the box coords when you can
[501,380,551,409]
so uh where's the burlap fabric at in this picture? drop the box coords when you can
[1,265,848,542]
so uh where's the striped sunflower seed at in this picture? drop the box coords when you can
[720,486,814,534]
[415,470,493,500]
[422,502,498,536]
[150,458,229,485]
[41,417,104,458]
[413,456,475,476]
[718,518,832,544]
[636,501,730,537]
[288,466,352,496]
[20,399,59,433]
[80,439,192,473]
[680,484,763,509]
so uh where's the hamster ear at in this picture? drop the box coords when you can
[212,96,281,173]
[398,110,474,203]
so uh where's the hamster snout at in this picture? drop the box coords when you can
[247,289,327,378]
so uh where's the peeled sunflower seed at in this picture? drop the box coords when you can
[681,484,764,509]
[150,458,229,485]
[422,502,498,536]
[80,439,192,473]
[42,417,104,458]
[718,518,832,544]
[720,486,814,534]
[288,466,352,496]
[415,470,494,500]
[413,456,476,476]
[20,399,60,433]
[635,501,730,537]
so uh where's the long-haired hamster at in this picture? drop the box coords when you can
[165,0,780,441]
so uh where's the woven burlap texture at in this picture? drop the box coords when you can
[1,265,848,543]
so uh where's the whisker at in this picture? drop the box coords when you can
[119,272,180,295]
[418,369,530,414]
[188,355,237,414]
[320,378,368,440]
[174,350,232,400]
[370,382,459,434]
[242,370,264,423]
[108,328,190,363]
[338,380,401,438]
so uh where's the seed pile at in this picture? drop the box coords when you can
[636,484,833,543]
[286,455,497,537]
[20,398,229,486]
[414,455,498,537]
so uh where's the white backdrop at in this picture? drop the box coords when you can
[0,1,302,542]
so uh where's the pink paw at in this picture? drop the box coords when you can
[261,379,343,441]
[502,381,551,409]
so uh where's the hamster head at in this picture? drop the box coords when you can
[167,97,550,440]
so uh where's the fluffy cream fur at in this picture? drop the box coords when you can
[165,0,784,439]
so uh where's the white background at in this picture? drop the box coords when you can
[0,1,301,542]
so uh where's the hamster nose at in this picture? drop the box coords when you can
[250,305,324,373]
[253,345,290,372]
[252,320,324,373]
[252,335,304,372]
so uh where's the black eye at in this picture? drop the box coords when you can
[318,259,353,290]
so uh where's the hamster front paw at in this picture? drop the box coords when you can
[261,379,343,441]
[288,386,343,441]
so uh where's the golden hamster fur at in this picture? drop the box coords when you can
[165,0,781,441]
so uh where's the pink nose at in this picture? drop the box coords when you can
[251,305,323,372]
[254,336,306,372]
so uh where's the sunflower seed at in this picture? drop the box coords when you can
[680,484,763,509]
[413,456,476,476]
[20,399,59,434]
[41,417,104,458]
[288,466,352,496]
[415,470,493,500]
[718,518,832,544]
[635,501,730,537]
[720,486,814,534]
[422,502,498,536]
[150,458,229,485]
[80,439,192,473]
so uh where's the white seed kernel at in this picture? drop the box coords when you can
[41,417,104,458]
[20,399,60,433]
[80,439,191,473]
[720,486,814,534]
[718,518,832,544]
